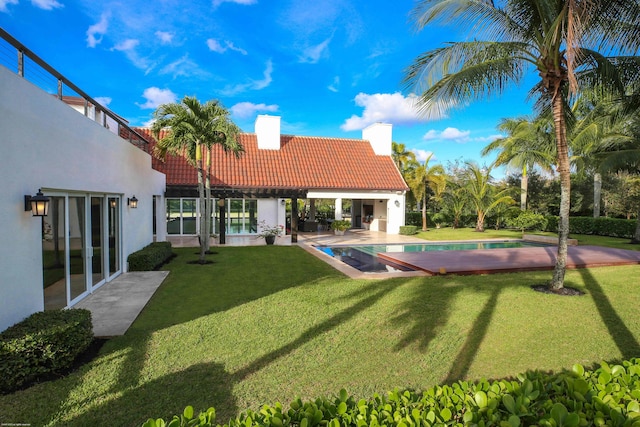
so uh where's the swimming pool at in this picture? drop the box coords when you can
[316,240,553,273]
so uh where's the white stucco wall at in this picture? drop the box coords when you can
[0,66,165,331]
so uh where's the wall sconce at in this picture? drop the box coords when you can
[127,196,138,208]
[280,199,286,206]
[110,199,117,208]
[24,189,50,217]
[217,198,225,207]
[394,200,400,207]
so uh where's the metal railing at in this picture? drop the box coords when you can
[0,27,149,150]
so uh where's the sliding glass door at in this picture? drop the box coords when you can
[43,193,122,309]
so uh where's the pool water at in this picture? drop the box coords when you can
[316,240,552,273]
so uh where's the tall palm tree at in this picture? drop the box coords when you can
[392,142,416,174]
[405,0,640,290]
[461,162,515,232]
[152,96,242,263]
[408,153,446,231]
[482,116,555,210]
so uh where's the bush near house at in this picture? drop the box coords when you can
[544,216,636,238]
[507,211,548,232]
[143,358,640,427]
[0,309,93,394]
[128,242,174,271]
[399,225,418,235]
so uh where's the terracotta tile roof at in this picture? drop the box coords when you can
[136,128,408,192]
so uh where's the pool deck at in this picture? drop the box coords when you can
[296,230,640,278]
[379,245,640,275]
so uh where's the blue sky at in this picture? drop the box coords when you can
[1,0,538,174]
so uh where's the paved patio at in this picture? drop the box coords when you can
[74,271,169,337]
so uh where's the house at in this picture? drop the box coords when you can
[136,114,408,243]
[0,29,166,331]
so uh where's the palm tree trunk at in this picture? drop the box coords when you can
[521,166,528,211]
[476,211,485,232]
[593,173,601,218]
[421,193,428,231]
[204,147,212,253]
[196,142,207,263]
[633,210,640,243]
[550,91,570,290]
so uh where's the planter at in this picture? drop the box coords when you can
[334,229,345,236]
[265,235,276,245]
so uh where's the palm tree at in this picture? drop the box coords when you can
[392,142,416,174]
[408,153,446,231]
[461,162,515,232]
[482,117,555,210]
[405,0,640,290]
[152,96,242,263]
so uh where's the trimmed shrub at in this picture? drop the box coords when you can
[543,216,635,238]
[399,225,418,235]
[506,211,548,232]
[143,358,640,427]
[405,212,423,226]
[0,309,93,394]
[128,241,173,271]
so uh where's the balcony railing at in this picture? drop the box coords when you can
[0,27,149,151]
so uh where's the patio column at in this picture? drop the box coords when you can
[335,198,342,220]
[309,198,316,221]
[291,197,298,243]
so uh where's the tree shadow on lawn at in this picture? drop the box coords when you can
[570,253,640,360]
[61,361,236,427]
[137,246,343,333]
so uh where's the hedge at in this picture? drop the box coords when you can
[128,241,174,271]
[143,358,640,427]
[399,225,418,235]
[544,216,636,238]
[0,309,93,394]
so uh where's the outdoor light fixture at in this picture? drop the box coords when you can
[24,189,50,217]
[217,198,225,207]
[280,199,286,206]
[110,199,117,208]
[394,200,400,207]
[127,196,138,208]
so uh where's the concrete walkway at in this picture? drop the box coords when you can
[74,271,169,337]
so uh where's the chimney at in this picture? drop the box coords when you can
[362,122,392,156]
[255,115,281,150]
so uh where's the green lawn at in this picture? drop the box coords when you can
[1,238,640,426]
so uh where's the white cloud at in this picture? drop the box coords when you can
[328,76,339,93]
[94,96,112,107]
[160,54,210,79]
[113,38,139,51]
[230,102,279,119]
[422,127,471,143]
[0,0,18,12]
[111,39,154,72]
[411,149,436,163]
[475,134,504,142]
[212,0,256,7]
[221,59,273,95]
[206,38,247,55]
[138,87,177,109]
[299,37,331,63]
[86,14,109,48]
[341,92,434,131]
[31,0,62,9]
[155,31,173,44]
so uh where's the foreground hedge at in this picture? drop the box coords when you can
[399,225,418,235]
[143,358,640,427]
[128,241,174,271]
[0,309,93,394]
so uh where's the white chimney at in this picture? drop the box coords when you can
[255,115,281,150]
[362,122,392,156]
